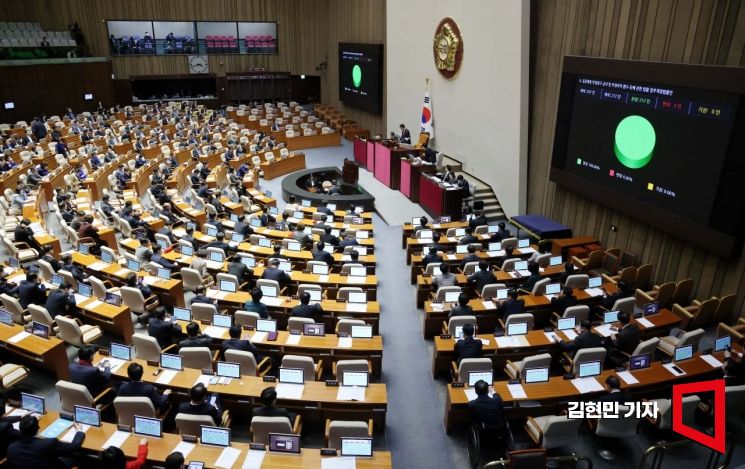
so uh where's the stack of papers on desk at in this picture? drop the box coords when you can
[516,269,531,277]
[507,383,528,399]
[519,247,536,254]
[86,299,103,309]
[337,386,366,401]
[7,331,30,343]
[241,449,266,469]
[316,275,330,283]
[346,276,366,284]
[338,337,353,348]
[207,290,229,300]
[203,326,228,338]
[101,430,131,449]
[616,371,639,385]
[74,294,89,305]
[88,261,109,271]
[487,250,506,257]
[206,261,223,270]
[101,357,127,373]
[321,457,356,469]
[114,268,130,277]
[561,329,578,340]
[260,297,284,307]
[156,369,177,385]
[170,441,195,460]
[251,332,268,343]
[214,446,242,469]
[285,334,301,345]
[463,387,495,401]
[495,336,529,348]
[481,300,496,310]
[584,288,605,297]
[544,331,561,343]
[636,317,655,328]
[571,377,604,394]
[346,303,367,313]
[141,276,161,286]
[593,323,615,337]
[275,383,304,399]
[193,374,213,387]
[701,354,724,368]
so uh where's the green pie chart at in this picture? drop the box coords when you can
[614,115,656,169]
[352,65,362,88]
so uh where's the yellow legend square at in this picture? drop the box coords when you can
[647,183,654,190]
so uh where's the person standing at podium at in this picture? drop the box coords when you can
[397,124,411,144]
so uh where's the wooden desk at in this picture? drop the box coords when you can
[261,154,307,180]
[34,411,392,469]
[401,221,469,248]
[430,309,681,377]
[444,351,725,431]
[551,236,599,257]
[419,175,464,219]
[400,159,435,202]
[0,322,69,379]
[283,132,341,151]
[373,142,408,190]
[354,137,368,167]
[77,296,134,344]
[98,354,389,432]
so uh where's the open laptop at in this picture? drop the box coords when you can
[524,367,550,384]
[549,256,562,266]
[216,361,241,379]
[77,283,92,298]
[342,371,369,387]
[544,283,561,296]
[51,274,63,287]
[506,322,528,336]
[588,277,603,288]
[468,371,493,387]
[160,353,183,371]
[201,425,231,446]
[340,437,373,458]
[219,280,236,293]
[674,345,694,362]
[256,318,277,333]
[74,405,101,427]
[110,342,132,361]
[312,264,329,275]
[209,251,224,263]
[240,257,256,268]
[279,367,304,384]
[603,310,620,324]
[172,307,191,322]
[21,392,45,414]
[212,314,232,328]
[156,267,171,280]
[577,360,601,378]
[180,244,194,256]
[127,259,141,272]
[557,317,575,331]
[134,416,162,438]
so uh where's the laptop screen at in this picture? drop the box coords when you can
[206,227,218,237]
[588,277,602,288]
[348,291,367,304]
[216,361,240,378]
[219,280,236,292]
[256,319,277,332]
[351,325,373,338]
[454,228,466,237]
[495,289,508,300]
[231,233,244,243]
[518,239,530,248]
[411,217,420,226]
[269,433,301,454]
[201,425,230,446]
[110,343,132,361]
[74,405,101,427]
[240,257,256,268]
[160,353,182,370]
[487,225,498,233]
[134,416,162,438]
[157,268,171,280]
[524,367,550,383]
[674,345,693,362]
[603,311,620,324]
[323,245,335,254]
[439,216,451,223]
[353,247,368,256]
[77,283,92,297]
[312,264,329,275]
[181,245,194,256]
[260,285,277,297]
[209,251,224,262]
[301,199,311,207]
[715,336,731,352]
[303,322,324,336]
[455,244,468,254]
[629,353,651,370]
[101,251,114,263]
[230,214,239,222]
[0,309,13,326]
[549,256,562,266]
[557,317,575,331]
[51,274,63,287]
[268,204,277,213]
[127,259,140,271]
[342,371,369,387]
[644,301,660,316]
[444,291,460,303]
[21,393,44,414]
[279,367,304,384]
[105,292,122,306]
[286,241,300,251]
[212,314,232,328]
[578,361,601,378]
[419,229,433,239]
[307,289,322,302]
[79,244,90,255]
[278,261,292,272]
[258,238,271,248]
[350,266,366,277]
[507,322,528,336]
[341,438,373,457]
[356,230,369,239]
[514,261,528,271]
[250,218,262,228]
[173,307,191,321]
[468,371,493,387]
[545,283,561,295]
[31,321,49,339]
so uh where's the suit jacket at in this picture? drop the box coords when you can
[320,233,340,246]
[205,241,232,253]
[400,128,411,143]
[227,262,252,283]
[45,289,75,318]
[560,330,604,354]
[42,254,61,272]
[262,268,291,285]
[221,338,260,360]
[177,401,221,424]
[69,362,110,397]
[468,394,506,430]
[448,305,474,319]
[614,324,640,355]
[148,318,181,348]
[497,298,526,319]
[13,226,35,246]
[117,380,168,409]
[62,263,85,282]
[312,250,334,264]
[179,335,212,349]
[252,406,292,421]
[7,432,85,469]
[422,253,443,267]
[152,254,177,270]
[460,254,480,271]
[468,270,497,293]
[233,222,252,236]
[551,295,578,314]
[291,303,323,319]
[599,390,629,404]
[520,274,542,292]
[454,337,483,363]
[243,300,268,319]
[18,280,46,309]
[458,234,479,245]
[0,417,22,460]
[469,216,488,231]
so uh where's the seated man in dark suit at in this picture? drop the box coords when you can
[150,244,178,270]
[18,272,46,309]
[519,262,541,292]
[604,311,640,365]
[320,226,340,247]
[422,245,444,268]
[460,244,480,271]
[468,380,507,432]
[317,200,334,216]
[496,289,525,321]
[0,413,23,461]
[117,362,171,411]
[61,254,86,283]
[252,387,294,421]
[559,320,603,355]
[204,232,233,254]
[190,285,215,306]
[592,280,632,317]
[7,414,85,469]
[45,281,76,318]
[454,324,482,363]
[468,261,497,294]
[147,306,182,348]
[176,384,221,424]
[458,227,479,245]
[233,215,253,237]
[312,241,334,264]
[14,218,42,252]
[221,324,260,359]
[550,287,578,315]
[489,222,511,242]
[227,255,253,286]
[290,292,323,319]
[469,211,488,231]
[69,345,111,398]
[40,245,61,271]
[262,259,292,286]
[599,376,629,403]
[179,321,212,349]
[243,288,269,319]
[448,293,474,319]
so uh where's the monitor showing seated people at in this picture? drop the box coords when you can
[578,360,601,378]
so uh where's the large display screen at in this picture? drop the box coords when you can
[338,43,383,113]
[551,57,745,255]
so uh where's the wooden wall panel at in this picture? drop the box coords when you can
[528,0,745,316]
[4,0,386,133]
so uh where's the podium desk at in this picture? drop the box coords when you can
[354,136,368,167]
[419,175,464,219]
[400,159,436,202]
[373,142,408,189]
[366,140,376,172]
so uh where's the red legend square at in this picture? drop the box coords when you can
[609,169,615,176]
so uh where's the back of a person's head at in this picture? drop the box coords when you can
[508,289,519,300]
[229,324,241,339]
[440,263,450,274]
[479,260,488,271]
[606,375,621,389]
[100,446,126,468]
[618,311,630,325]
[467,245,476,254]
[617,280,628,293]
[78,344,95,361]
[251,287,263,301]
[190,383,207,402]
[18,414,39,437]
[164,451,185,469]
[474,379,489,396]
[528,262,539,274]
[260,386,277,407]
[186,321,200,337]
[217,232,225,241]
[579,320,591,331]
[300,291,311,304]
[127,362,144,381]
[563,287,574,296]
[458,293,469,306]
[324,226,332,234]
[463,323,475,338]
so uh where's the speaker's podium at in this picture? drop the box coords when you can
[342,158,359,185]
[419,174,464,219]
